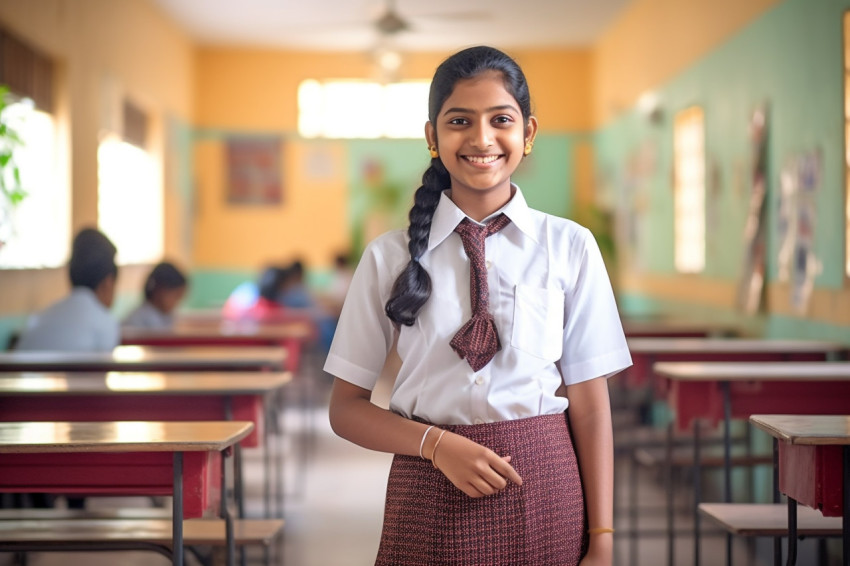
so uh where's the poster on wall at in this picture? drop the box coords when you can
[777,149,823,314]
[226,136,283,205]
[736,103,769,315]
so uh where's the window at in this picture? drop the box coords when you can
[673,106,706,273]
[97,132,162,265]
[0,25,67,269]
[298,79,430,139]
[0,99,68,268]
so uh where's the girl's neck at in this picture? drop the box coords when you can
[448,184,515,222]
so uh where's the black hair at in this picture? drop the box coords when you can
[258,266,288,302]
[144,261,187,301]
[68,227,118,290]
[384,45,533,327]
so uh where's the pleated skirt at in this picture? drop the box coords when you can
[376,412,587,566]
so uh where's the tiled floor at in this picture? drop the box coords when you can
[2,362,842,565]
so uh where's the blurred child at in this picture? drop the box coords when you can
[17,227,120,352]
[122,261,188,329]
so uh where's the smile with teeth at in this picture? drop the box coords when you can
[464,155,502,164]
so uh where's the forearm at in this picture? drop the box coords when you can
[328,378,431,457]
[566,378,614,559]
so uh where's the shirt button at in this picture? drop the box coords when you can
[474,375,484,385]
[473,417,485,425]
[486,260,493,269]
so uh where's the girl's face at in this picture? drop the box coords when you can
[426,70,537,203]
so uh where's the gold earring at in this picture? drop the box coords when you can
[524,140,533,156]
[428,145,439,159]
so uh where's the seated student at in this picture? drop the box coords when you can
[16,227,120,352]
[277,259,336,353]
[122,261,188,329]
[241,265,290,321]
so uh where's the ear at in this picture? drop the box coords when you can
[424,121,436,148]
[525,116,539,147]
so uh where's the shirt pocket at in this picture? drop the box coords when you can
[509,284,565,360]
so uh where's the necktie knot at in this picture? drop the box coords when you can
[450,213,511,371]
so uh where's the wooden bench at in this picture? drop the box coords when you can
[0,511,284,566]
[699,503,842,537]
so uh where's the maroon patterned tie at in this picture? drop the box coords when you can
[450,214,512,371]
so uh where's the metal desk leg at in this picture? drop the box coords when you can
[694,419,702,566]
[220,446,236,566]
[772,439,782,566]
[666,420,675,566]
[786,496,798,566]
[723,381,733,566]
[173,452,184,566]
[264,397,272,519]
[843,446,849,566]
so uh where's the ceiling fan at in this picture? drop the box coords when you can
[369,0,489,38]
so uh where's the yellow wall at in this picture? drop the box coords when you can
[0,0,194,313]
[192,47,593,270]
[593,0,782,126]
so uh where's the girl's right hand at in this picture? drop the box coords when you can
[432,431,523,497]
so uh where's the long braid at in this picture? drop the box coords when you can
[385,158,449,326]
[384,45,532,327]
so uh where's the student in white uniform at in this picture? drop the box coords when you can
[16,227,120,352]
[122,261,187,329]
[326,46,632,565]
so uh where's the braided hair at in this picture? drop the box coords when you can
[384,46,533,326]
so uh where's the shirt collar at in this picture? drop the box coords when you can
[427,184,538,251]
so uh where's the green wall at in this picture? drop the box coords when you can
[596,0,850,341]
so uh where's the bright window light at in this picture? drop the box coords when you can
[673,106,706,274]
[97,135,163,265]
[298,80,430,139]
[0,101,69,269]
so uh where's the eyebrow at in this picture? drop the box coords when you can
[442,104,519,116]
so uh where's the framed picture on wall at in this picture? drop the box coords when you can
[226,136,283,205]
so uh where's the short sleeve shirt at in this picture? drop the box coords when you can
[324,186,632,425]
[16,287,120,352]
[122,301,174,329]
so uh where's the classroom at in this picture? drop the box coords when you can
[0,1,848,565]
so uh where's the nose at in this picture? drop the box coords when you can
[469,120,493,149]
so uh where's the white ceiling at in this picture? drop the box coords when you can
[151,0,633,52]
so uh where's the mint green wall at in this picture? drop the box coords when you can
[596,0,850,341]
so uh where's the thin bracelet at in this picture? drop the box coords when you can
[418,425,435,459]
[430,430,448,468]
[587,527,615,535]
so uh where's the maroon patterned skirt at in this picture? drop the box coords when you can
[376,412,587,566]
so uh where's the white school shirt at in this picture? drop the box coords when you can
[122,301,174,330]
[324,186,632,425]
[16,287,120,352]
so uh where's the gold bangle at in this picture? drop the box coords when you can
[587,527,615,535]
[430,430,447,468]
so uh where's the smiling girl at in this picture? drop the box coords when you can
[326,46,631,565]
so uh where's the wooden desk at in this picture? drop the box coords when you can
[620,339,847,566]
[0,371,291,519]
[0,345,287,373]
[750,415,850,566]
[0,420,253,566]
[626,338,847,390]
[653,361,850,566]
[122,320,314,372]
